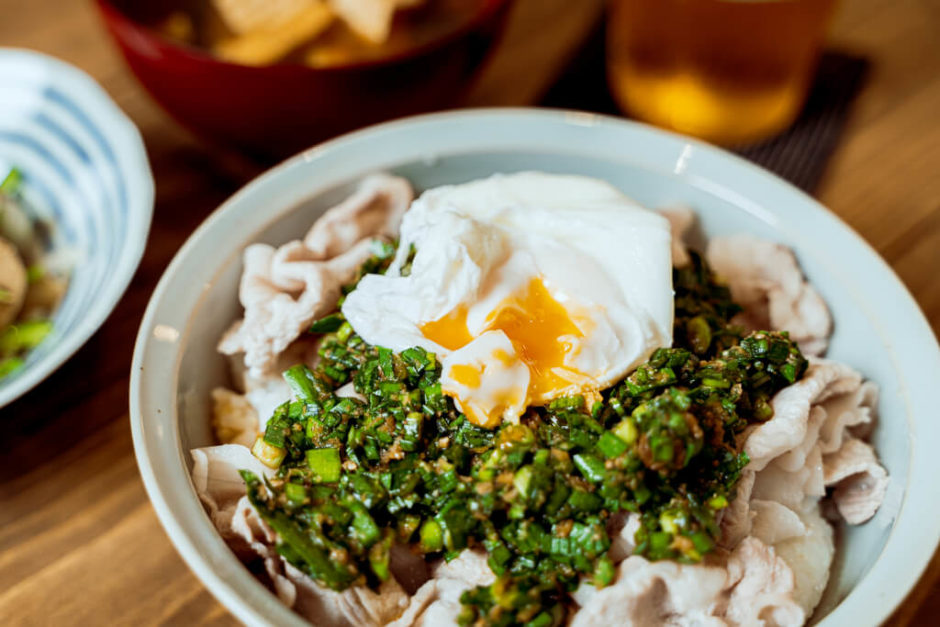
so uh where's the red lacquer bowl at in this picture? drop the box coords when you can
[96,0,512,158]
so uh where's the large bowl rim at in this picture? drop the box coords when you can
[0,47,154,408]
[130,107,940,627]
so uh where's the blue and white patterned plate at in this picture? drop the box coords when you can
[0,48,153,407]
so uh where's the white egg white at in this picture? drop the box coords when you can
[342,172,674,427]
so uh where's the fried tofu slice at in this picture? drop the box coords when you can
[212,0,313,34]
[330,0,424,44]
[212,1,334,65]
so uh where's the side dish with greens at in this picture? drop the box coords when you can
[197,173,889,627]
[0,168,68,379]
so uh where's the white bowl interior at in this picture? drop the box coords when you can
[134,110,939,627]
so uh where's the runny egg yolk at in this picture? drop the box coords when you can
[419,307,474,352]
[448,364,481,388]
[421,278,587,415]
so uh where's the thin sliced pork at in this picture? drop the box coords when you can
[389,551,495,627]
[707,235,832,356]
[219,174,413,378]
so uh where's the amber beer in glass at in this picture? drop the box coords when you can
[607,0,836,145]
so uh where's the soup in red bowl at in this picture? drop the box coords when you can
[96,0,512,157]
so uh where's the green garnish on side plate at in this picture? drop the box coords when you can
[0,167,59,380]
[0,167,22,195]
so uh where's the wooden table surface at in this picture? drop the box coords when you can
[1,0,938,624]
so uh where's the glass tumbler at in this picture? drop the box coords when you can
[607,0,837,145]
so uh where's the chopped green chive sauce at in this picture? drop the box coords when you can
[241,248,808,625]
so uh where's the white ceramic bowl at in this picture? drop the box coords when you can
[131,109,940,626]
[0,48,153,407]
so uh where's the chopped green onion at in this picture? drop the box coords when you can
[527,612,554,627]
[0,320,53,355]
[0,168,22,195]
[686,315,712,355]
[348,501,381,546]
[251,435,286,469]
[649,531,671,552]
[513,465,534,499]
[0,356,23,378]
[26,265,44,285]
[419,519,444,553]
[309,312,345,334]
[572,453,606,483]
[707,494,729,509]
[691,531,714,554]
[284,364,318,403]
[306,448,341,483]
[596,431,629,459]
[566,489,602,512]
[336,321,354,343]
[285,482,307,505]
[368,531,393,581]
[592,555,616,587]
[659,510,682,535]
[613,419,638,446]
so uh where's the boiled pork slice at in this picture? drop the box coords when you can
[219,174,413,378]
[707,235,832,356]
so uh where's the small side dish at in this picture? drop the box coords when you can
[0,168,69,379]
[194,172,888,626]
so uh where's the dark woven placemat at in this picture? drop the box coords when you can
[540,22,869,193]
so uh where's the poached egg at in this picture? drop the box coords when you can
[341,172,673,427]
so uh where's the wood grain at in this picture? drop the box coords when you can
[0,0,937,625]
